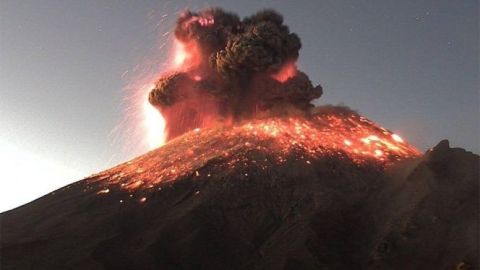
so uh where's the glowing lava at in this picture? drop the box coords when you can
[91,108,420,197]
[272,61,297,82]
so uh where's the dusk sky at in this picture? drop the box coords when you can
[0,0,478,211]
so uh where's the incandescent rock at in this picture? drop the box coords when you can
[0,131,478,270]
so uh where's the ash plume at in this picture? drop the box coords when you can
[148,8,323,140]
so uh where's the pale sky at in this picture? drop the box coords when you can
[0,0,478,212]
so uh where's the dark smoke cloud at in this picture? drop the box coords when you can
[149,8,323,140]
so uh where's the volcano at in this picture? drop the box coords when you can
[1,108,478,270]
[2,7,478,270]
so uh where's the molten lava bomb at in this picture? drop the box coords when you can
[148,8,323,140]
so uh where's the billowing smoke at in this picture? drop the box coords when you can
[149,8,323,140]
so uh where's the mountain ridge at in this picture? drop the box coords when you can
[1,118,478,269]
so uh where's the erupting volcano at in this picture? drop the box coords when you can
[143,8,416,164]
[91,107,420,196]
[1,8,478,270]
[148,8,323,141]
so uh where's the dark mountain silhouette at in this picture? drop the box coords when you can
[1,118,478,270]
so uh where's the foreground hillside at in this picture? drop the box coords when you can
[1,113,478,270]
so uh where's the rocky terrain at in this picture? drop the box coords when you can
[1,122,478,269]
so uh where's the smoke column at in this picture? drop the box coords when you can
[148,8,323,141]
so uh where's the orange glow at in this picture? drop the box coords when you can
[142,84,166,148]
[272,61,297,82]
[122,38,200,154]
[173,41,189,68]
[171,40,202,70]
[92,110,421,199]
[392,133,404,143]
[119,80,167,155]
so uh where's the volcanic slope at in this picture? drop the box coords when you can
[1,109,478,270]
